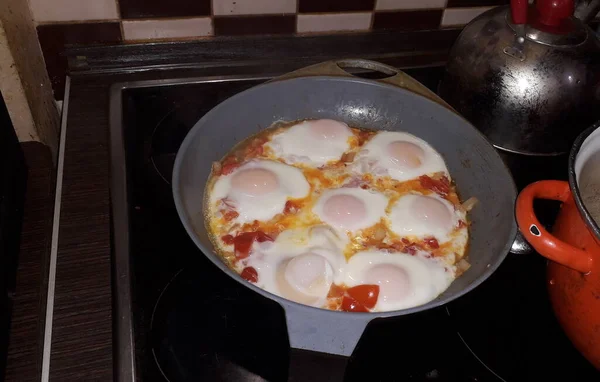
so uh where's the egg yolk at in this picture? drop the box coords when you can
[231,168,279,196]
[276,253,333,305]
[284,253,331,292]
[386,141,424,169]
[365,264,410,302]
[411,195,452,231]
[322,194,367,229]
[309,119,348,140]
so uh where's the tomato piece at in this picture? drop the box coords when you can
[357,130,373,146]
[341,295,369,312]
[223,210,239,221]
[241,267,258,283]
[234,233,255,259]
[284,200,300,214]
[221,234,234,245]
[233,231,274,259]
[220,156,239,175]
[347,285,379,309]
[423,237,439,249]
[458,220,467,228]
[254,231,274,243]
[327,284,345,299]
[419,175,450,197]
[403,244,417,256]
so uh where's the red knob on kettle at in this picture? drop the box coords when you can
[536,0,574,26]
[511,0,574,26]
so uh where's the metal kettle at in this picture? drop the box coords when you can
[439,0,600,156]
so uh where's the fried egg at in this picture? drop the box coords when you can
[265,119,353,166]
[244,226,347,306]
[312,188,388,232]
[209,160,310,224]
[387,193,464,244]
[344,250,454,311]
[352,131,448,182]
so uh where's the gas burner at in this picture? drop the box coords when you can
[150,265,290,382]
[150,105,198,185]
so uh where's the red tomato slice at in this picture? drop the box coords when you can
[346,285,380,309]
[418,175,450,197]
[221,234,234,245]
[254,231,274,243]
[341,295,369,312]
[223,210,239,221]
[233,231,274,259]
[220,156,239,175]
[423,237,439,249]
[241,267,258,283]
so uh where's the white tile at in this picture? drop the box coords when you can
[122,18,213,41]
[297,13,372,33]
[213,0,297,15]
[441,6,494,27]
[376,0,446,11]
[30,0,119,22]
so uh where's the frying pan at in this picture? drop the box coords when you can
[172,59,517,357]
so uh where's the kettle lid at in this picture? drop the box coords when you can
[507,0,589,46]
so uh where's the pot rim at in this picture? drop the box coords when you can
[568,120,600,240]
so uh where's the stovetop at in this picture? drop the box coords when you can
[110,67,600,381]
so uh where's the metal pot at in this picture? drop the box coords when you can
[516,122,600,369]
[439,0,600,156]
[172,59,517,357]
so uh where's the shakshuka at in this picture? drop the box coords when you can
[205,119,473,313]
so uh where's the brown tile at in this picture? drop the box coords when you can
[213,15,296,36]
[446,0,507,7]
[119,0,211,18]
[36,23,121,100]
[373,9,442,31]
[299,0,375,13]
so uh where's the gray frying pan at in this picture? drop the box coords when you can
[172,59,517,357]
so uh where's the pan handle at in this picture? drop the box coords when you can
[272,59,454,111]
[281,301,371,357]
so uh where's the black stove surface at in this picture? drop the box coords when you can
[117,68,599,381]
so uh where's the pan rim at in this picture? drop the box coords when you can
[172,75,518,318]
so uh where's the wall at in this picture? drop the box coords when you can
[0,0,59,155]
[30,0,507,100]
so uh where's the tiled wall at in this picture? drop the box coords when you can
[31,0,507,98]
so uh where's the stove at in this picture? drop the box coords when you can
[109,67,600,381]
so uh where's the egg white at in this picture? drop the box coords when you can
[209,159,310,224]
[352,131,449,182]
[344,250,454,311]
[265,119,353,167]
[242,226,348,307]
[387,193,465,244]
